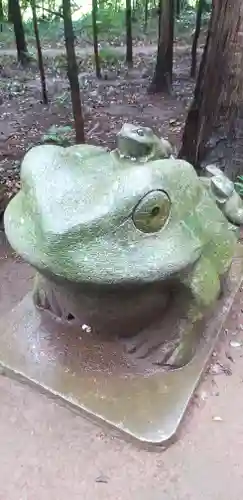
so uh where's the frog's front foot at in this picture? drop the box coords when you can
[122,297,202,369]
[155,333,199,369]
[123,257,223,370]
[123,325,198,369]
[33,273,64,319]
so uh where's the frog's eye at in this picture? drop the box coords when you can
[132,190,171,233]
[136,128,145,136]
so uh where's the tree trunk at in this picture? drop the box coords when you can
[31,0,48,104]
[9,0,29,65]
[0,0,3,19]
[176,0,180,19]
[148,0,174,94]
[0,0,3,32]
[8,0,11,22]
[126,0,133,67]
[132,0,136,21]
[179,0,243,179]
[158,0,161,39]
[63,0,85,144]
[92,0,101,78]
[190,0,204,78]
[41,0,45,19]
[144,0,149,33]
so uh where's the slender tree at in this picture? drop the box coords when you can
[176,0,180,19]
[144,0,149,33]
[126,0,133,67]
[92,0,101,78]
[41,0,45,19]
[0,0,4,32]
[179,0,243,178]
[158,0,161,38]
[132,0,136,21]
[190,0,205,78]
[9,0,29,64]
[31,0,48,104]
[0,0,3,20]
[63,0,85,144]
[148,0,174,93]
[8,0,11,22]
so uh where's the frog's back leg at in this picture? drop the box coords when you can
[161,256,221,369]
[181,255,221,308]
[195,189,237,276]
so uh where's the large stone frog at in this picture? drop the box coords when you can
[3,125,239,367]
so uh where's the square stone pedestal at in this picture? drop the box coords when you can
[0,240,242,448]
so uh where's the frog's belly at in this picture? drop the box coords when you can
[33,272,179,338]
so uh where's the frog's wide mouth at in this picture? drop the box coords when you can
[5,199,203,286]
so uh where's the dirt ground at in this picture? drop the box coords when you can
[0,37,200,213]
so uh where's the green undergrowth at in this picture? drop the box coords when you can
[0,2,211,50]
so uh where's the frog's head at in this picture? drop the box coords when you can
[205,165,234,205]
[117,123,173,161]
[4,143,215,286]
[205,164,243,226]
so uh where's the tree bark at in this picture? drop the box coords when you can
[132,0,137,21]
[144,0,149,33]
[0,0,3,32]
[190,0,204,78]
[8,0,11,22]
[41,0,45,19]
[148,0,174,94]
[31,0,48,104]
[9,0,29,65]
[179,0,243,179]
[92,0,101,78]
[0,0,3,19]
[126,0,133,67]
[63,0,85,144]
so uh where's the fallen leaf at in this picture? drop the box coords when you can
[95,475,109,484]
[230,340,242,348]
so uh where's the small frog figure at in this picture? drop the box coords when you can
[115,123,174,162]
[200,164,243,227]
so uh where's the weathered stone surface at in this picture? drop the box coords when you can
[4,125,240,368]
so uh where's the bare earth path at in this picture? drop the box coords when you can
[0,38,199,213]
[0,42,196,57]
[0,44,157,57]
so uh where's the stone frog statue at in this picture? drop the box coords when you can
[3,124,240,368]
[200,164,243,227]
[115,123,175,161]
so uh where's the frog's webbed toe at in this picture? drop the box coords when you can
[154,328,199,369]
[123,326,198,369]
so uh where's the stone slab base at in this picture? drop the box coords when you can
[0,246,242,448]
